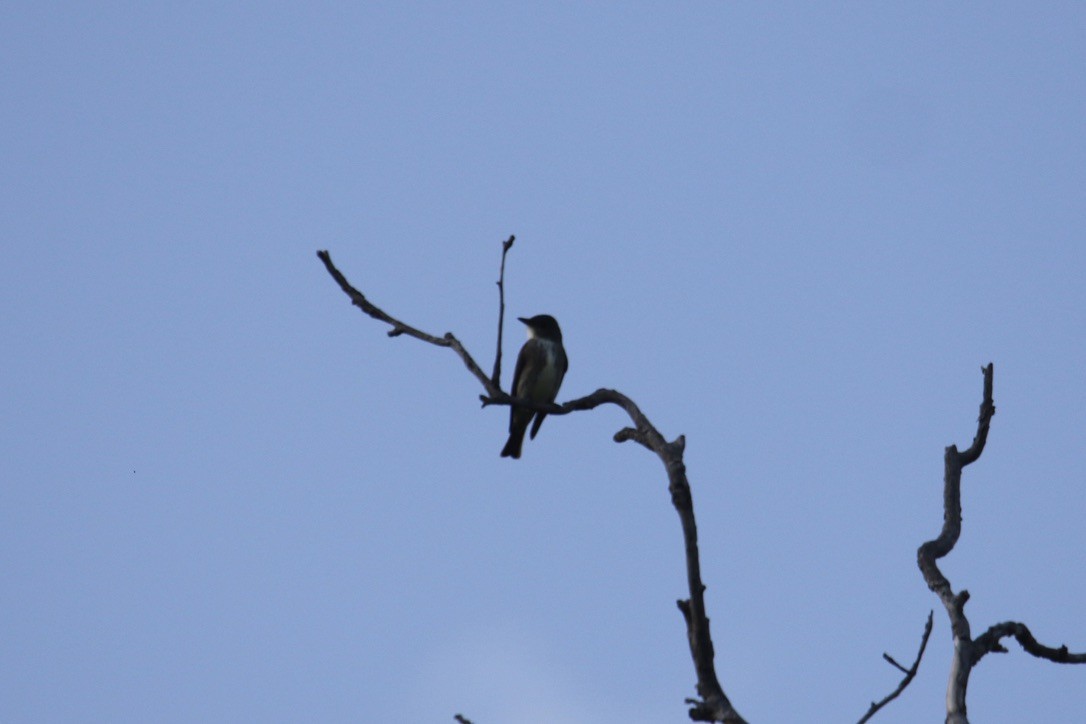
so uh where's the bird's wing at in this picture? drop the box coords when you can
[510,339,533,397]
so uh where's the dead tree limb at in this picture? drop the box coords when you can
[917,364,1086,724]
[317,248,746,723]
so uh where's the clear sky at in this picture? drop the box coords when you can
[3,3,1085,723]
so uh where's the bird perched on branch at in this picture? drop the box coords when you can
[501,314,568,459]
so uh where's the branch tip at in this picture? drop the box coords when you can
[883,653,908,673]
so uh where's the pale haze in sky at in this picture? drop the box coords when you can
[3,4,1085,723]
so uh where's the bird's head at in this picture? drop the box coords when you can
[518,314,563,342]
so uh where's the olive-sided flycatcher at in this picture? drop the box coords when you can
[500,314,568,459]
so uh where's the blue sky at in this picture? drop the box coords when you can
[3,3,1085,723]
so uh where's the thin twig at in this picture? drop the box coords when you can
[857,611,934,723]
[491,235,515,388]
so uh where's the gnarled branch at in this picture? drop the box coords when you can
[974,621,1086,664]
[917,364,1086,724]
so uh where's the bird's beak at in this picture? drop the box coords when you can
[517,317,530,325]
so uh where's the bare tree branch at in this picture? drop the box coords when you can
[857,611,934,723]
[317,249,746,723]
[916,364,1086,724]
[316,250,500,397]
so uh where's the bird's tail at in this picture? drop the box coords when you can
[501,418,529,459]
[500,428,525,459]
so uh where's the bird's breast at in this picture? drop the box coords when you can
[524,341,562,401]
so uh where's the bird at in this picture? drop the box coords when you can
[500,314,568,459]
